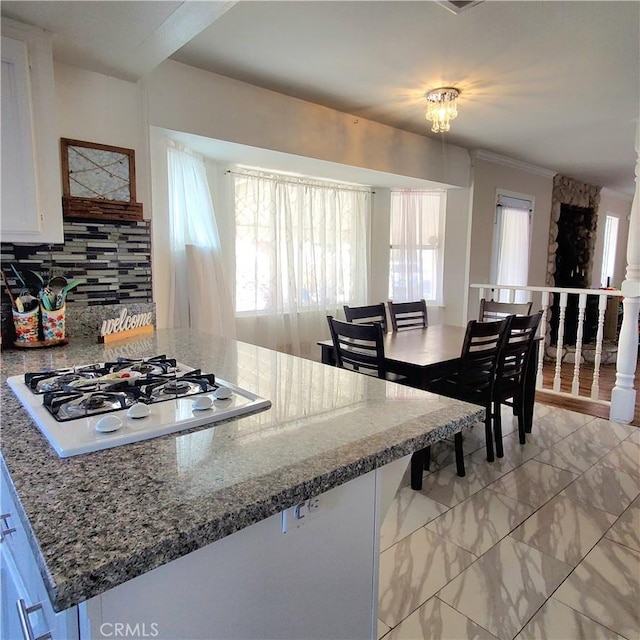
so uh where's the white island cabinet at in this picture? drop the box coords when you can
[2,458,408,640]
[1,18,62,244]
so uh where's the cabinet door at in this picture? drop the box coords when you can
[1,544,54,640]
[1,474,79,640]
[0,19,62,244]
[1,35,40,236]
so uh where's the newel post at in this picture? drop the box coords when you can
[610,119,640,423]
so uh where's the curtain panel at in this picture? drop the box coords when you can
[389,190,445,305]
[167,144,235,337]
[233,170,370,358]
[494,198,531,303]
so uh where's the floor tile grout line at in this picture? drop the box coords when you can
[378,407,639,639]
[505,508,627,638]
[602,533,640,557]
[514,540,632,640]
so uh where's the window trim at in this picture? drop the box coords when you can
[490,189,534,285]
[600,213,620,288]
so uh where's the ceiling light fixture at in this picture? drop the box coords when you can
[424,87,460,133]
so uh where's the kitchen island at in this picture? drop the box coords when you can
[1,329,482,639]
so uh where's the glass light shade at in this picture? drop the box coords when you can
[425,88,460,133]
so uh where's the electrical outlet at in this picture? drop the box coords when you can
[281,497,321,533]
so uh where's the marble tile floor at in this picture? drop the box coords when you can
[377,404,640,640]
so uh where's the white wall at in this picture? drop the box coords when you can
[144,61,470,189]
[467,154,555,320]
[369,189,392,307]
[443,187,473,325]
[54,63,150,215]
[593,189,633,289]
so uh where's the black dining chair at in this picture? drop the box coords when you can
[479,298,532,322]
[411,317,511,489]
[343,303,388,333]
[492,311,542,457]
[327,316,388,379]
[388,299,428,331]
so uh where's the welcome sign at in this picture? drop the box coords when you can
[99,307,154,344]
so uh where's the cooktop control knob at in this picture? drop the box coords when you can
[95,415,123,433]
[213,386,232,401]
[127,403,151,419]
[192,396,214,411]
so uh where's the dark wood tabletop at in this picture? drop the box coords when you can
[319,324,467,384]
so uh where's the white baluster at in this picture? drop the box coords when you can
[537,290,551,389]
[571,293,587,395]
[590,293,608,400]
[507,288,515,303]
[611,118,640,422]
[611,297,640,421]
[553,291,568,392]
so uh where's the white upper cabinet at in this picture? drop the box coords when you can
[1,18,62,244]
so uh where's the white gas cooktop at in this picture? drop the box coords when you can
[7,359,271,458]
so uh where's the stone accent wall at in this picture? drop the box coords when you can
[546,175,601,286]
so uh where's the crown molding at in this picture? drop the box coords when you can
[600,187,634,202]
[471,149,556,179]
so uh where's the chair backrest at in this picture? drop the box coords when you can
[388,299,428,331]
[457,317,511,397]
[327,316,386,379]
[343,303,388,333]
[495,312,543,390]
[479,298,533,322]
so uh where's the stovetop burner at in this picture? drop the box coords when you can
[38,369,218,422]
[26,366,106,393]
[107,355,179,376]
[24,355,188,394]
[138,371,216,404]
[44,384,140,421]
[9,357,272,457]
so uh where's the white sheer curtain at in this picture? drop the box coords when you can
[494,200,531,303]
[234,169,370,358]
[389,190,445,305]
[167,144,235,337]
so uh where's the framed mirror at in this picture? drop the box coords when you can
[61,138,143,221]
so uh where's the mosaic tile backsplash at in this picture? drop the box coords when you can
[1,219,153,344]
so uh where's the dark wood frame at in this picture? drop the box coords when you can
[61,138,143,222]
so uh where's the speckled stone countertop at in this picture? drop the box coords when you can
[0,329,483,612]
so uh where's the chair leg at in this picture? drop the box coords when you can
[515,396,527,445]
[484,406,495,462]
[493,399,504,459]
[424,446,431,471]
[454,432,465,477]
[411,450,425,490]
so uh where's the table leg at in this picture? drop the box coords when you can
[524,346,538,434]
[410,450,425,490]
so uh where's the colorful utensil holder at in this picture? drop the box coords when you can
[12,307,40,343]
[41,303,66,342]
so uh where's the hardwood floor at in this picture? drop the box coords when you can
[536,358,640,426]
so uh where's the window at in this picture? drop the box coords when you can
[388,190,445,304]
[600,214,619,288]
[491,193,532,302]
[234,169,370,314]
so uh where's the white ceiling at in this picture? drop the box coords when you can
[2,1,639,195]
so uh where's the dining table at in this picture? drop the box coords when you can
[318,323,539,436]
